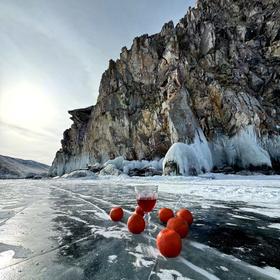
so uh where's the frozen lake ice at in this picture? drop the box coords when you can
[0,175,280,280]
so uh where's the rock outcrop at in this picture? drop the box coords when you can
[50,0,280,176]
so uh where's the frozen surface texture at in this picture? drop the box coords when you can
[0,175,280,280]
[50,0,280,176]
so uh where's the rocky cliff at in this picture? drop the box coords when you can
[50,0,280,176]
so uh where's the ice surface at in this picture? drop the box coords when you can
[0,250,15,266]
[151,269,193,279]
[0,176,279,279]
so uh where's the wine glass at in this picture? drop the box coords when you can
[134,185,158,230]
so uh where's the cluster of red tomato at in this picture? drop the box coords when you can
[156,207,193,258]
[109,206,193,258]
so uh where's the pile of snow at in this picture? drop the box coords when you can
[162,128,213,176]
[61,170,96,179]
[102,156,163,175]
[103,156,125,170]
[122,159,163,174]
[211,125,272,169]
[99,164,121,176]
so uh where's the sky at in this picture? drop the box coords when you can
[0,0,194,165]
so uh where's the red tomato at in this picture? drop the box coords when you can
[167,217,189,238]
[156,228,182,258]
[176,209,193,225]
[158,208,174,223]
[127,213,145,234]
[135,206,145,216]
[109,207,124,221]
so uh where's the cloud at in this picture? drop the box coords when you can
[0,120,57,140]
[0,120,61,164]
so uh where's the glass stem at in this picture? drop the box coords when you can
[145,213,150,228]
[145,212,152,247]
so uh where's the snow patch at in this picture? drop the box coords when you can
[239,207,280,218]
[0,250,15,266]
[123,159,163,174]
[99,164,121,176]
[108,255,117,263]
[104,156,125,170]
[151,269,193,280]
[229,214,255,220]
[219,266,229,272]
[225,223,237,226]
[91,225,130,240]
[250,266,280,280]
[66,216,89,225]
[128,251,154,268]
[267,223,280,230]
[103,157,163,174]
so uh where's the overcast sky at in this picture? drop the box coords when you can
[0,0,194,165]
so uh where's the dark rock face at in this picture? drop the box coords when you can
[50,0,280,176]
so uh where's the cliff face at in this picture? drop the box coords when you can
[50,0,280,176]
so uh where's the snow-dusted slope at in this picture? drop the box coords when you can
[0,155,49,179]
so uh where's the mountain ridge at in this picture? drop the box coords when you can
[0,154,49,179]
